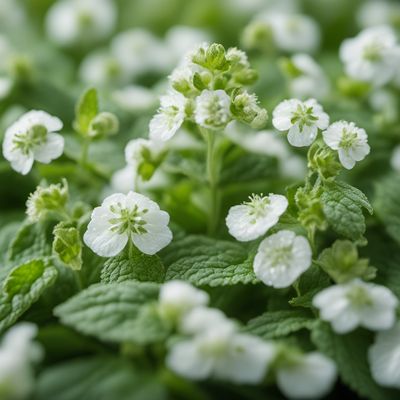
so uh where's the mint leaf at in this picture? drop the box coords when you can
[74,88,98,135]
[52,223,82,271]
[244,309,316,339]
[374,173,400,245]
[36,356,167,400]
[163,235,258,286]
[311,321,399,400]
[321,181,373,240]
[101,250,165,284]
[55,282,169,344]
[0,259,58,332]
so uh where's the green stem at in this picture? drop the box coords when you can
[74,269,84,291]
[80,138,90,167]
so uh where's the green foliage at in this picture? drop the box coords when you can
[74,88,99,136]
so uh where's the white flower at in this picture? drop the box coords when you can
[83,191,172,257]
[391,145,400,172]
[313,279,398,334]
[112,85,157,113]
[45,0,116,46]
[357,1,400,29]
[226,194,288,242]
[368,322,400,389]
[254,230,312,288]
[158,280,209,323]
[0,323,43,400]
[339,26,400,87]
[194,89,231,130]
[272,98,329,147]
[322,121,370,170]
[166,327,276,384]
[276,352,337,399]
[149,91,187,141]
[289,54,330,100]
[2,110,64,175]
[124,138,164,168]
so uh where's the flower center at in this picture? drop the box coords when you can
[199,335,229,357]
[291,104,317,131]
[202,94,230,128]
[269,245,293,267]
[245,194,270,223]
[164,106,181,129]
[12,124,47,155]
[363,42,383,62]
[339,128,358,150]
[346,285,373,308]
[108,203,148,235]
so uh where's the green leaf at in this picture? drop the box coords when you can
[74,88,99,135]
[52,222,82,270]
[321,181,373,240]
[374,173,400,245]
[0,259,58,332]
[244,309,316,339]
[36,356,167,400]
[311,321,400,400]
[55,282,169,344]
[101,250,165,284]
[163,235,258,286]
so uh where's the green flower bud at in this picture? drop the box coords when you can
[88,112,119,138]
[7,54,34,82]
[192,43,228,71]
[241,21,274,51]
[308,141,341,180]
[337,76,370,98]
[231,90,268,129]
[279,58,303,78]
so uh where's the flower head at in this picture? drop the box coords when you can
[322,121,370,169]
[253,230,312,288]
[313,279,398,334]
[2,110,64,175]
[226,194,288,242]
[368,322,400,389]
[272,98,329,147]
[83,191,172,257]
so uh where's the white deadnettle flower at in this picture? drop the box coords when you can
[357,1,400,29]
[322,121,370,170]
[194,90,232,131]
[112,85,158,113]
[149,91,187,142]
[83,191,172,257]
[158,280,209,323]
[339,26,400,87]
[45,0,116,46]
[288,54,330,100]
[226,194,288,242]
[391,145,400,172]
[124,138,165,168]
[2,110,64,175]
[313,279,398,334]
[368,322,400,389]
[0,323,43,400]
[166,325,276,384]
[254,230,312,288]
[272,98,329,147]
[276,352,337,399]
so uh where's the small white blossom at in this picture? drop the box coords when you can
[340,26,400,87]
[158,280,209,324]
[83,191,172,257]
[357,1,400,29]
[124,138,164,168]
[276,352,337,399]
[0,323,43,400]
[2,110,64,175]
[368,322,400,389]
[289,54,330,100]
[194,89,231,131]
[149,91,187,142]
[112,85,157,113]
[272,98,329,147]
[391,145,400,172]
[313,279,398,334]
[226,194,288,242]
[45,0,116,46]
[166,326,276,384]
[322,121,370,170]
[254,230,312,288]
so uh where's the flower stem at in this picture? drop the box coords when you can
[74,269,84,291]
[80,138,90,167]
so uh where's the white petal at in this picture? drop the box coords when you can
[33,133,64,163]
[338,148,356,170]
[10,152,34,175]
[287,124,317,147]
[19,110,63,132]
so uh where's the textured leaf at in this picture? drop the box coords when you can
[321,181,373,240]
[0,259,58,332]
[36,356,167,400]
[53,223,82,270]
[101,250,165,284]
[163,235,258,286]
[311,321,400,400]
[244,309,316,339]
[74,88,98,135]
[55,282,169,344]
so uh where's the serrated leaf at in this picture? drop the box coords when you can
[311,321,400,400]
[321,181,373,240]
[55,282,169,344]
[101,250,164,284]
[374,173,400,245]
[244,309,316,339]
[36,356,167,400]
[0,259,58,332]
[74,88,98,135]
[162,235,258,286]
[52,223,82,270]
